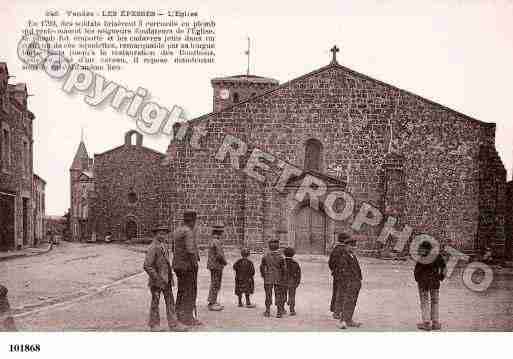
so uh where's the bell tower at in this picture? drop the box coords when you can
[211,74,279,112]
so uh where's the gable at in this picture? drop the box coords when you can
[189,62,489,130]
[94,144,165,160]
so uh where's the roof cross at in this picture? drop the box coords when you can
[330,45,340,64]
[245,37,251,75]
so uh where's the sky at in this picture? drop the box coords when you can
[1,0,513,215]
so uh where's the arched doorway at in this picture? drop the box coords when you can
[294,205,326,254]
[125,219,138,241]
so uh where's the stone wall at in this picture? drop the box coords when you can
[504,181,513,261]
[0,64,35,250]
[169,62,505,253]
[91,131,165,241]
[32,175,46,244]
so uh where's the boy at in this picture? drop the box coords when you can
[281,247,301,316]
[260,239,285,318]
[329,233,363,329]
[414,240,446,331]
[233,248,256,308]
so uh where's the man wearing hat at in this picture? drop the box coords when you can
[207,223,228,311]
[172,211,201,326]
[143,225,188,331]
[328,232,363,329]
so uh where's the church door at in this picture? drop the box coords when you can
[294,206,326,254]
[126,220,138,241]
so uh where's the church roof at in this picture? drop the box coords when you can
[189,61,491,128]
[94,144,165,158]
[71,141,89,170]
[211,74,279,85]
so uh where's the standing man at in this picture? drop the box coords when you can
[414,240,446,331]
[330,233,363,329]
[329,239,343,319]
[143,225,188,332]
[207,223,228,311]
[172,211,202,326]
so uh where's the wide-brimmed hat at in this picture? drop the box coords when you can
[337,232,355,244]
[152,225,169,234]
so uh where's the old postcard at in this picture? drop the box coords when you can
[1,0,512,357]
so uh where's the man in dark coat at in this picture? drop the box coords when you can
[207,223,228,311]
[172,211,201,326]
[143,225,188,331]
[281,247,301,316]
[233,248,256,308]
[330,233,363,329]
[414,240,446,331]
[329,239,344,319]
[260,239,285,318]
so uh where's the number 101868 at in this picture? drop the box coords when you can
[9,344,41,352]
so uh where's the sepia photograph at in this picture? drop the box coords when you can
[1,0,512,357]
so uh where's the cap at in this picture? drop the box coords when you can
[337,232,355,244]
[152,225,169,234]
[283,247,295,257]
[183,211,197,221]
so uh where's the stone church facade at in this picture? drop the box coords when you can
[75,51,509,258]
[164,52,507,257]
[70,131,165,242]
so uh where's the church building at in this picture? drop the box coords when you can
[73,47,509,258]
[164,46,507,256]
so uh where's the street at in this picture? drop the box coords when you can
[2,242,512,331]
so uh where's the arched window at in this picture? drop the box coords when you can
[304,139,322,171]
[129,132,137,145]
[233,92,239,103]
[124,130,143,146]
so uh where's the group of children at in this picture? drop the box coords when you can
[232,239,302,318]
